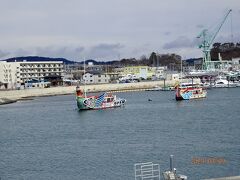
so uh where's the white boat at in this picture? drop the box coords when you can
[76,86,126,110]
[201,82,212,89]
[213,76,237,88]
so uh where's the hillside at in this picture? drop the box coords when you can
[1,43,240,67]
[0,56,121,66]
[0,53,183,68]
[211,42,240,60]
[1,56,76,64]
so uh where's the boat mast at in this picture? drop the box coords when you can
[84,58,87,98]
[181,58,182,81]
[180,57,183,84]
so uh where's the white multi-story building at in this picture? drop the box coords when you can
[82,72,110,84]
[231,58,240,70]
[0,61,63,89]
[0,61,18,89]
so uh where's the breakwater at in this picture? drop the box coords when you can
[0,79,200,103]
[0,80,172,100]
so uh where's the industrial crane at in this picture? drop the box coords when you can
[197,9,232,70]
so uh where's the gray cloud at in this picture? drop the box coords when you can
[15,48,36,57]
[164,32,171,36]
[87,43,124,60]
[196,24,204,29]
[215,33,240,43]
[163,36,199,49]
[0,0,239,60]
[0,50,10,59]
[0,44,125,61]
[75,47,85,53]
[34,46,85,60]
[163,32,240,53]
[0,46,85,61]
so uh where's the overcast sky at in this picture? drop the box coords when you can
[0,0,240,61]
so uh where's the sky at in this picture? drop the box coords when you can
[0,0,240,61]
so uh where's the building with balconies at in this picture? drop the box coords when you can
[0,61,18,89]
[0,60,63,89]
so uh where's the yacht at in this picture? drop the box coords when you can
[213,76,237,88]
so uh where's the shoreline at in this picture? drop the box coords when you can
[0,98,18,105]
[0,80,183,105]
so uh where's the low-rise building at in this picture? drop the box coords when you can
[107,72,120,83]
[123,66,153,79]
[122,66,167,80]
[82,72,110,84]
[149,66,167,79]
[0,61,18,89]
[232,57,240,70]
[232,57,240,65]
[166,73,180,80]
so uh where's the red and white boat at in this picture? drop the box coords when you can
[175,83,207,101]
[76,86,126,110]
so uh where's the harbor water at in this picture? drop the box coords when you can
[0,88,239,179]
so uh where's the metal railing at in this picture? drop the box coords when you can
[134,162,160,180]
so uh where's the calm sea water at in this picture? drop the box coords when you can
[0,88,239,180]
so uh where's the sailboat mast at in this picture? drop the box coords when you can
[84,58,87,98]
[181,58,182,79]
[180,57,183,84]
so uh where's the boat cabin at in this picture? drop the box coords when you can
[105,96,114,103]
[179,83,202,88]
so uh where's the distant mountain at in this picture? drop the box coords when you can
[1,53,197,68]
[2,44,238,67]
[1,54,184,67]
[78,59,120,66]
[0,56,76,64]
[0,56,121,66]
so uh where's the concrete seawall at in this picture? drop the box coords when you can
[0,80,177,101]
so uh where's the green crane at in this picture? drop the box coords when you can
[197,9,232,70]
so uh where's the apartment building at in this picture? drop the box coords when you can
[0,61,18,89]
[0,61,63,89]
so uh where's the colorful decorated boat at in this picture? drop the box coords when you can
[76,86,126,110]
[175,83,207,101]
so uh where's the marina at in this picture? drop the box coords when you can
[0,88,239,179]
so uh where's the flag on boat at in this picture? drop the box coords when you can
[95,93,106,107]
